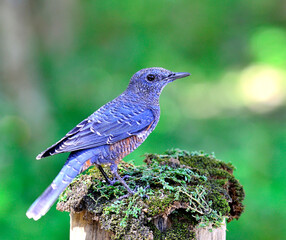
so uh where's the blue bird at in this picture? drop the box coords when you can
[26,67,190,220]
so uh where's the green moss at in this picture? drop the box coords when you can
[57,149,245,240]
[150,210,196,240]
[146,192,175,216]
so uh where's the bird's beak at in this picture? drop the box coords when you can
[173,72,191,79]
[166,72,190,82]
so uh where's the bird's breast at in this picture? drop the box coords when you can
[109,121,156,163]
[109,135,143,163]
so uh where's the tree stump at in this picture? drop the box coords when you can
[57,149,245,240]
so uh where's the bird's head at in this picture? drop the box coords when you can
[126,67,190,103]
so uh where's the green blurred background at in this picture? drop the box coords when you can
[0,0,285,239]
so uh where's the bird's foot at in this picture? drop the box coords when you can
[116,185,149,200]
[117,193,132,200]
[108,175,131,186]
[122,175,131,180]
[106,177,117,185]
[110,164,148,198]
[134,185,150,199]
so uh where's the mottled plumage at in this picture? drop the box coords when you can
[26,67,190,220]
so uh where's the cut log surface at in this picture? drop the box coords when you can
[70,211,226,240]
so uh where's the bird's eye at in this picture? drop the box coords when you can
[146,74,156,81]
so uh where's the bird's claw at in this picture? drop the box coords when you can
[134,185,150,199]
[107,177,117,185]
[117,193,132,200]
[116,185,150,200]
[122,175,131,180]
[107,175,131,185]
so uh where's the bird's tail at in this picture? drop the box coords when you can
[26,150,94,220]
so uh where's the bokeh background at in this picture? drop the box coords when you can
[0,0,285,239]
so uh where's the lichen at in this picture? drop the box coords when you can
[57,149,245,240]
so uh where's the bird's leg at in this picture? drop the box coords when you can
[96,165,112,184]
[97,164,130,185]
[110,164,135,195]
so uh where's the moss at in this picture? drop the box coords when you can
[150,210,196,240]
[146,193,175,216]
[57,149,245,240]
[164,217,196,239]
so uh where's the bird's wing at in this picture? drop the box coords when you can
[37,103,155,159]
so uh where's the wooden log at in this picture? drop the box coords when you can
[70,210,226,240]
[195,219,226,240]
[70,211,114,240]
